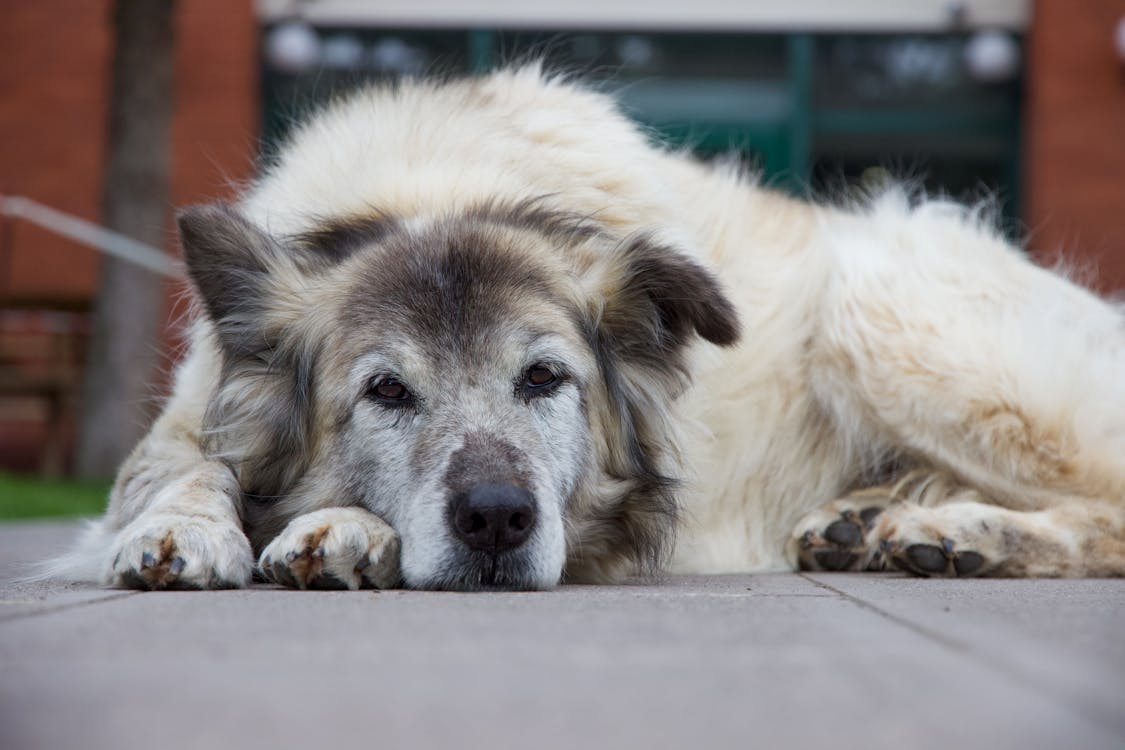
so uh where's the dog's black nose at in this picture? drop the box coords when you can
[450,483,537,553]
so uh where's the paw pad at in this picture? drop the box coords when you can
[885,537,987,577]
[797,505,886,572]
[905,543,946,573]
[824,519,863,547]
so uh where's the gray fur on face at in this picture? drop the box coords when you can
[179,200,741,589]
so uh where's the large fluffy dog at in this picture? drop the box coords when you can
[55,66,1125,590]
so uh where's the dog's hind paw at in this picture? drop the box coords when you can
[874,503,994,578]
[110,513,253,589]
[880,536,986,577]
[790,488,895,572]
[259,507,401,590]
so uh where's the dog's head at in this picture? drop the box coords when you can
[178,200,739,590]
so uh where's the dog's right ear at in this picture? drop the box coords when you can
[178,202,321,498]
[177,202,283,345]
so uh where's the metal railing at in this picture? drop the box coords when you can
[0,195,183,280]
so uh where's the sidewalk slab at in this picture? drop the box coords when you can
[2,521,1123,750]
[0,520,131,621]
[805,572,1125,734]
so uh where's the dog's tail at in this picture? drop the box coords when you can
[18,520,114,584]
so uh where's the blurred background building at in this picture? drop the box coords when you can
[1,0,1123,478]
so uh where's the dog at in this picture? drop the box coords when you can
[50,65,1125,590]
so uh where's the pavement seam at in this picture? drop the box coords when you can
[0,590,139,625]
[799,573,971,652]
[801,573,1125,739]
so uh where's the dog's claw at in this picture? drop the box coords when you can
[141,551,156,568]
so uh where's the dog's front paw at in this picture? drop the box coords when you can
[259,508,401,590]
[111,513,253,589]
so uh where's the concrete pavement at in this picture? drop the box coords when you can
[2,520,1123,750]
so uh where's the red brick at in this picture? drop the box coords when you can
[0,1,111,301]
[1025,0,1125,293]
[0,0,257,470]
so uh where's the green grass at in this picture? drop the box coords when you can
[0,472,111,520]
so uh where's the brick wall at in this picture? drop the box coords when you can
[0,0,111,300]
[1026,0,1125,293]
[0,0,257,472]
[0,0,257,295]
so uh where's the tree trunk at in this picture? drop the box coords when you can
[75,0,176,478]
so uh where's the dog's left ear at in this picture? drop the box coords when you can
[572,235,740,578]
[587,235,741,370]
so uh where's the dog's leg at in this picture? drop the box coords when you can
[258,507,401,590]
[75,334,255,590]
[103,412,254,590]
[809,197,1125,576]
[876,494,1125,578]
[793,471,1125,576]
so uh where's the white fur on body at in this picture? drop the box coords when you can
[48,66,1125,586]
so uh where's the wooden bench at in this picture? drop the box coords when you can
[0,298,90,477]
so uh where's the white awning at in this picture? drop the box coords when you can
[256,0,1030,32]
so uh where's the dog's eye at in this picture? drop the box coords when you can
[526,365,556,388]
[369,377,412,405]
[519,364,562,400]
